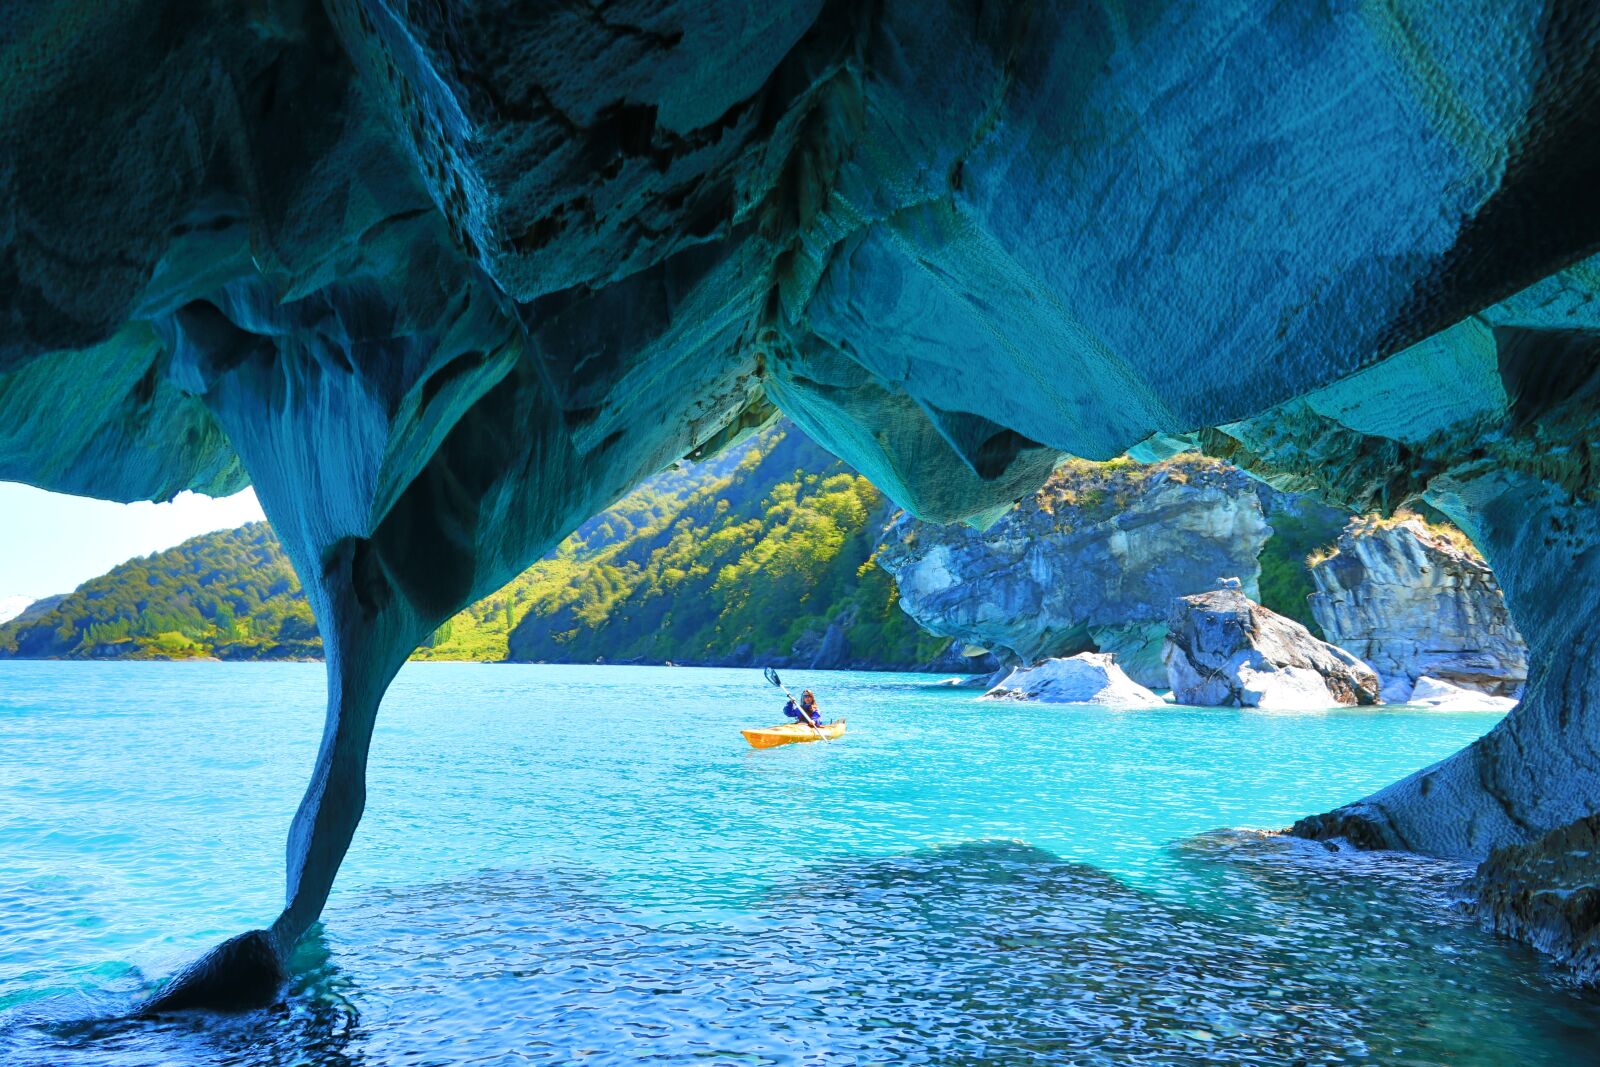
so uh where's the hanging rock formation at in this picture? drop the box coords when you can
[5,0,1600,1001]
[1164,586,1382,710]
[1309,516,1527,701]
[878,456,1271,687]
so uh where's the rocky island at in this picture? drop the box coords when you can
[1309,514,1527,702]
[878,455,1271,687]
[4,0,1600,1001]
[1164,584,1382,710]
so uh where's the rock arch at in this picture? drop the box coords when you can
[3,0,1599,1003]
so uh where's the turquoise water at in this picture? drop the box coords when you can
[2,661,1598,1065]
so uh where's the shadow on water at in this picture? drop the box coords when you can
[6,837,1600,1066]
[761,837,1600,1065]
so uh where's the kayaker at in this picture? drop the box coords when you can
[784,689,823,728]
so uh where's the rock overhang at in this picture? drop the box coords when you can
[10,2,1599,524]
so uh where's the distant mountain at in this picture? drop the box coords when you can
[0,595,34,625]
[0,423,948,669]
[0,523,317,660]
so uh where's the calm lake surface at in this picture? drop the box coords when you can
[2,661,1597,1065]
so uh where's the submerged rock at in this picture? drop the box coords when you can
[1406,676,1519,713]
[1164,587,1381,709]
[879,456,1270,687]
[1466,814,1600,986]
[983,653,1163,707]
[1309,516,1527,701]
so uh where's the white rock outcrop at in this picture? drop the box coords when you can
[1407,676,1519,713]
[1309,516,1526,701]
[983,653,1164,708]
[1164,586,1382,710]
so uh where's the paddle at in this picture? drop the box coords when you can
[764,666,829,742]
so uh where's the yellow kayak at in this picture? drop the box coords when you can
[741,718,847,749]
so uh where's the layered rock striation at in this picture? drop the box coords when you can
[877,456,1270,687]
[1164,586,1382,710]
[5,0,1600,998]
[1309,516,1527,701]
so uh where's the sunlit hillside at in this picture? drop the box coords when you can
[0,423,947,669]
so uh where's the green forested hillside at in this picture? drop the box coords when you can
[471,423,945,667]
[1254,493,1350,637]
[0,423,947,668]
[0,523,318,660]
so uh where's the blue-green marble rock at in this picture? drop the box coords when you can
[4,0,1600,1002]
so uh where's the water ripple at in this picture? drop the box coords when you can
[0,661,1596,1064]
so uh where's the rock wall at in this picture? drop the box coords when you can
[1214,322,1600,866]
[877,456,1270,687]
[5,0,1600,999]
[1309,516,1527,701]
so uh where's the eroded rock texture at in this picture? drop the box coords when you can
[5,0,1600,999]
[1229,320,1600,860]
[1465,814,1600,985]
[1309,517,1527,701]
[878,457,1270,687]
[1164,586,1382,710]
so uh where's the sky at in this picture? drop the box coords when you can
[0,483,266,599]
